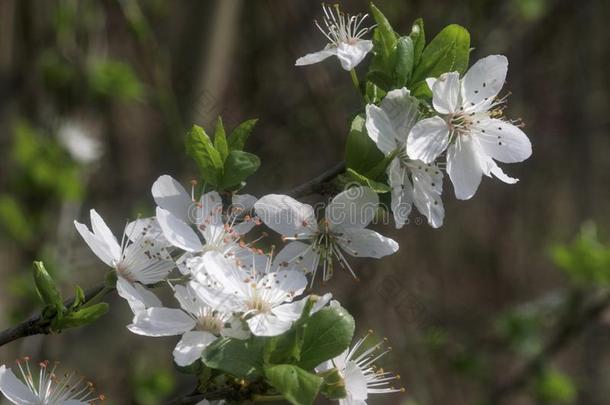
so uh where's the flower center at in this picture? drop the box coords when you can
[196,314,223,334]
[448,113,473,140]
[247,294,272,314]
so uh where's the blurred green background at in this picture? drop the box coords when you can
[1,0,610,404]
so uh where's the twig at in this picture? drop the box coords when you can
[0,284,111,347]
[489,289,610,403]
[285,161,345,198]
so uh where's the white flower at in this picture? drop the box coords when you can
[255,187,398,283]
[317,334,402,404]
[74,210,174,285]
[407,55,532,200]
[152,175,261,271]
[57,121,102,165]
[366,88,444,228]
[0,358,104,404]
[295,4,374,71]
[127,282,249,366]
[192,251,316,337]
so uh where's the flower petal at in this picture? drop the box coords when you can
[336,40,373,71]
[0,365,39,404]
[387,158,414,229]
[474,118,532,163]
[407,116,451,164]
[411,162,445,228]
[247,313,293,337]
[156,207,202,252]
[344,361,369,401]
[116,278,161,314]
[461,55,508,112]
[338,229,399,259]
[128,307,195,337]
[152,175,192,223]
[447,137,485,200]
[295,47,337,66]
[273,241,317,274]
[379,88,420,143]
[74,220,114,267]
[173,331,217,367]
[254,194,318,238]
[432,72,461,114]
[326,187,378,232]
[89,209,121,261]
[365,104,399,155]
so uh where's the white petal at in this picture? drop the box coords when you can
[432,72,461,114]
[387,158,414,229]
[484,158,519,184]
[128,307,195,337]
[260,269,307,301]
[222,317,251,340]
[326,187,378,232]
[461,55,508,112]
[273,241,317,274]
[365,104,399,155]
[152,175,192,223]
[425,77,437,90]
[336,40,373,71]
[407,116,451,164]
[188,281,241,314]
[271,300,306,323]
[231,194,258,235]
[125,217,170,247]
[338,229,399,259]
[447,137,485,200]
[195,251,248,299]
[0,365,38,404]
[116,278,161,314]
[247,313,293,336]
[74,220,114,267]
[254,194,318,238]
[410,162,445,228]
[344,361,368,401]
[156,207,202,252]
[474,118,532,163]
[89,209,121,260]
[295,47,337,66]
[196,192,223,229]
[379,88,420,143]
[173,331,217,367]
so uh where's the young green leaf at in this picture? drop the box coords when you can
[318,368,347,400]
[395,36,415,87]
[55,302,109,330]
[213,117,229,162]
[185,125,223,186]
[298,305,355,371]
[343,168,391,193]
[265,364,323,405]
[72,285,86,310]
[410,24,470,89]
[370,3,398,72]
[345,115,385,175]
[228,118,258,151]
[219,150,260,189]
[33,261,63,313]
[409,18,426,66]
[202,337,266,378]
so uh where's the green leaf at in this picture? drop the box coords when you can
[33,261,63,313]
[87,59,143,102]
[56,303,109,330]
[265,365,323,405]
[344,168,390,193]
[202,337,266,378]
[409,18,426,66]
[410,24,470,89]
[213,117,229,162]
[370,3,398,72]
[318,368,347,400]
[228,118,258,151]
[72,285,86,310]
[185,125,223,186]
[345,115,385,175]
[265,326,305,365]
[298,305,355,371]
[366,70,393,92]
[219,150,260,189]
[395,36,415,87]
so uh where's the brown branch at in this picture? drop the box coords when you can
[285,161,345,198]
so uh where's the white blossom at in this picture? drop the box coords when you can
[317,333,403,404]
[296,4,374,71]
[366,88,444,228]
[0,358,103,404]
[407,55,532,200]
[255,187,398,283]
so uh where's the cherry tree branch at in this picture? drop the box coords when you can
[285,161,345,198]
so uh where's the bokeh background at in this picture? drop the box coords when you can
[1,0,610,404]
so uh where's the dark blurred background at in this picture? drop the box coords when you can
[1,0,610,404]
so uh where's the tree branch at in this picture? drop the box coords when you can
[285,161,345,198]
[489,289,610,403]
